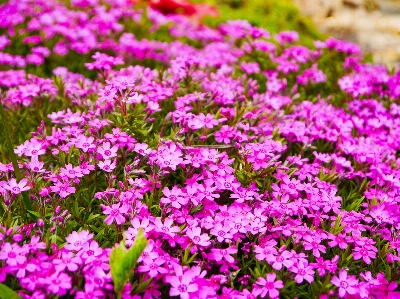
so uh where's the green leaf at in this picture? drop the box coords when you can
[0,283,23,299]
[110,228,148,299]
[0,102,32,214]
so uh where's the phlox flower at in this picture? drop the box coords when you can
[254,244,278,261]
[161,186,188,209]
[3,178,30,194]
[167,266,199,299]
[256,273,284,298]
[197,113,219,129]
[75,283,105,299]
[60,164,84,179]
[50,180,76,198]
[24,140,46,156]
[331,270,359,298]
[45,272,72,296]
[266,250,294,270]
[98,159,117,172]
[53,251,82,272]
[303,235,326,258]
[97,142,118,160]
[156,143,184,171]
[75,136,96,153]
[64,230,94,251]
[153,217,180,238]
[28,156,45,173]
[138,257,168,277]
[186,227,211,247]
[290,261,315,284]
[0,243,27,266]
[78,240,103,264]
[211,246,237,263]
[210,223,233,242]
[101,203,128,225]
[353,246,376,264]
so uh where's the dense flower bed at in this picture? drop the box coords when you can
[0,0,400,298]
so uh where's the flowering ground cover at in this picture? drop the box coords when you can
[0,0,400,298]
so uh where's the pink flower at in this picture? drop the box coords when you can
[101,203,128,225]
[64,230,93,251]
[353,246,376,264]
[98,159,117,172]
[0,243,27,266]
[291,261,315,284]
[256,273,284,298]
[331,270,359,298]
[98,142,118,160]
[266,250,294,270]
[45,272,72,296]
[166,265,199,299]
[138,258,168,277]
[211,246,237,263]
[60,164,84,179]
[75,136,96,153]
[161,186,188,209]
[303,235,326,258]
[50,180,76,198]
[53,251,82,272]
[186,227,211,247]
[3,178,30,194]
[210,222,233,242]
[24,140,46,156]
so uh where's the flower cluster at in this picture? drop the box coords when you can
[0,0,399,298]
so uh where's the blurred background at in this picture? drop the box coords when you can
[292,0,400,67]
[191,0,400,67]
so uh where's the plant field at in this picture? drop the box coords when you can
[0,0,399,298]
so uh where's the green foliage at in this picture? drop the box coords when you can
[110,228,149,299]
[0,283,23,299]
[0,102,33,215]
[194,0,325,47]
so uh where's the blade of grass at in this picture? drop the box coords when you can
[0,101,33,214]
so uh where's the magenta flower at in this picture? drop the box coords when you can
[303,235,326,258]
[53,251,82,272]
[211,246,237,263]
[331,270,359,298]
[166,265,199,299]
[210,222,233,242]
[266,250,294,270]
[50,180,76,198]
[60,164,84,179]
[186,227,211,247]
[75,283,105,299]
[161,186,188,208]
[3,178,30,195]
[101,203,128,225]
[353,246,376,264]
[75,136,96,153]
[78,240,103,264]
[256,273,284,298]
[291,261,315,284]
[138,258,168,277]
[0,243,27,266]
[64,230,93,251]
[98,142,118,160]
[98,159,117,172]
[45,272,72,296]
[24,141,46,156]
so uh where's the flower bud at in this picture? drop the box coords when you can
[55,206,61,215]
[13,234,23,242]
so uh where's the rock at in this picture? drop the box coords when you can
[292,0,400,67]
